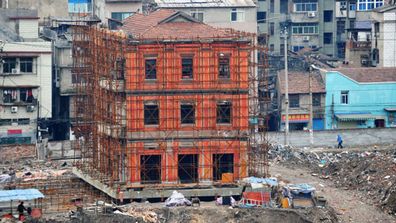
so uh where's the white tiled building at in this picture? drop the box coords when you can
[94,0,143,29]
[154,0,257,33]
[0,10,52,145]
[372,4,396,67]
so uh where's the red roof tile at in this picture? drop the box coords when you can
[278,71,325,95]
[121,9,242,40]
[139,22,231,39]
[332,68,396,83]
[122,9,176,36]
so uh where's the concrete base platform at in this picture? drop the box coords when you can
[72,167,244,199]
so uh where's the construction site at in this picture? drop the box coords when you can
[2,9,396,223]
[71,10,269,200]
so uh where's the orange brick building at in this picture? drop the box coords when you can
[73,10,255,189]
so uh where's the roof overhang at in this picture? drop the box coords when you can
[0,53,42,57]
[384,108,396,112]
[335,114,384,121]
[8,17,39,20]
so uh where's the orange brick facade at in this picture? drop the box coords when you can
[124,42,250,185]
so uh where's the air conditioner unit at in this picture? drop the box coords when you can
[11,106,18,113]
[307,12,316,18]
[303,36,310,42]
[361,59,368,65]
[27,105,35,112]
[11,68,19,74]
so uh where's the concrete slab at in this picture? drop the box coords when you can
[72,167,244,199]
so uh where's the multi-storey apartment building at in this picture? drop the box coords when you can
[257,0,387,58]
[371,4,396,67]
[0,9,52,145]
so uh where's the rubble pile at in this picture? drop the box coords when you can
[321,150,396,215]
[0,159,73,188]
[115,207,158,223]
[269,144,396,215]
[0,145,35,162]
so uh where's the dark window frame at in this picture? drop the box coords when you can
[323,32,333,44]
[181,57,193,79]
[269,44,275,52]
[289,94,300,108]
[111,12,133,21]
[20,57,33,73]
[218,55,230,79]
[180,103,195,124]
[269,22,275,36]
[341,90,349,104]
[216,101,232,124]
[270,0,275,13]
[3,58,17,73]
[144,102,159,125]
[145,58,157,80]
[191,10,204,22]
[312,94,321,107]
[2,89,17,103]
[231,8,237,21]
[257,11,266,23]
[323,10,333,22]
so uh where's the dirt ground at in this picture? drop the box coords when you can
[270,163,396,223]
[32,206,336,223]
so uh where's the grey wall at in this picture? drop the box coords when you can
[43,140,80,159]
[267,128,396,148]
[7,0,68,19]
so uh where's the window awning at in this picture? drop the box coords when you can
[335,114,382,121]
[0,189,44,202]
[384,108,396,112]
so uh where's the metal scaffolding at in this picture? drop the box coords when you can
[72,26,269,191]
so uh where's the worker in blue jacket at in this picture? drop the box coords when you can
[337,134,343,149]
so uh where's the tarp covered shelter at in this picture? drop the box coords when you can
[0,189,44,202]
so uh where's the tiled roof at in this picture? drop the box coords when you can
[122,9,176,36]
[155,0,256,8]
[332,68,396,83]
[121,9,242,40]
[278,71,325,95]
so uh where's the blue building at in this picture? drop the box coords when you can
[325,68,396,129]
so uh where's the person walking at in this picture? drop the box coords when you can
[17,201,26,220]
[337,134,343,149]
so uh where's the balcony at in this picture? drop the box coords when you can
[0,69,34,76]
[290,12,319,23]
[97,123,126,138]
[99,79,125,92]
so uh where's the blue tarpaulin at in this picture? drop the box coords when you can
[243,177,278,186]
[287,184,316,194]
[0,189,44,202]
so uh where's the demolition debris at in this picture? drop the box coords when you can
[270,144,396,215]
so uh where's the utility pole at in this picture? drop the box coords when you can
[308,66,313,147]
[281,27,289,145]
[0,40,4,72]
